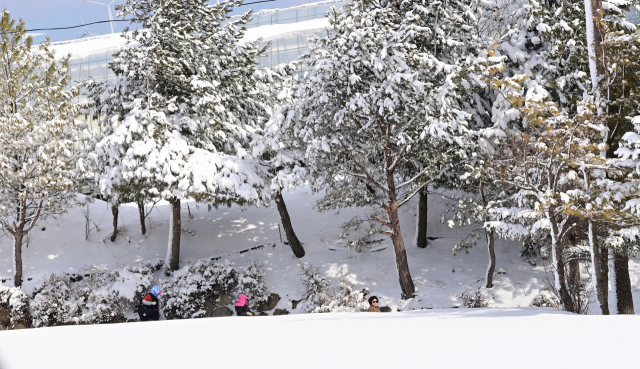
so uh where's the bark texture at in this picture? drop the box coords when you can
[137,198,146,235]
[385,170,415,299]
[416,189,428,248]
[110,203,119,242]
[485,230,496,288]
[168,197,181,271]
[549,211,575,312]
[481,184,496,288]
[13,231,23,288]
[274,191,305,258]
[590,223,610,314]
[614,252,635,314]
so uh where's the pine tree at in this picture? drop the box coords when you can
[90,0,272,270]
[0,11,89,287]
[265,0,482,298]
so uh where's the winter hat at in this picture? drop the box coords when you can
[235,294,250,306]
[151,286,164,297]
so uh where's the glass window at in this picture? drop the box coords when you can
[281,35,299,50]
[296,8,308,22]
[277,48,300,65]
[274,9,296,24]
[89,61,107,79]
[256,13,272,26]
[311,4,332,19]
[69,64,81,81]
[80,62,91,80]
[627,5,640,24]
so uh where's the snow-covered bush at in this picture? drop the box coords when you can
[162,259,269,319]
[31,263,156,327]
[530,290,561,309]
[31,274,81,327]
[297,263,368,313]
[319,278,369,313]
[236,262,269,310]
[458,289,492,308]
[0,286,31,329]
[297,262,331,312]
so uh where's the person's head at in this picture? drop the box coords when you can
[151,286,164,297]
[368,296,379,306]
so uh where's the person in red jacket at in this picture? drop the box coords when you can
[139,286,164,321]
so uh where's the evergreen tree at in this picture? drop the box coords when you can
[265,0,482,298]
[0,11,89,287]
[89,0,271,270]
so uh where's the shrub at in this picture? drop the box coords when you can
[31,263,156,327]
[161,259,269,319]
[458,289,492,308]
[297,263,368,313]
[530,290,561,309]
[0,286,32,329]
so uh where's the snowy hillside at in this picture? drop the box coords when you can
[2,308,639,369]
[2,187,637,311]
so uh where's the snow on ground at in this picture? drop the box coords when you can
[1,187,639,311]
[0,187,558,311]
[2,308,639,369]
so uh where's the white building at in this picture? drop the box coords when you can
[48,0,343,103]
[46,0,640,111]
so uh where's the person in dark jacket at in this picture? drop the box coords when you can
[138,286,164,321]
[235,294,254,316]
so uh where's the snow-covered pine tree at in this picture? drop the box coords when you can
[89,0,272,270]
[474,0,639,312]
[265,0,483,298]
[0,11,89,287]
[252,63,307,258]
[597,14,640,314]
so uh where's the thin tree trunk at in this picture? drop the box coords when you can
[614,252,634,314]
[585,0,606,110]
[486,231,496,288]
[137,198,146,235]
[548,211,575,312]
[481,183,496,288]
[589,222,609,314]
[274,191,305,258]
[385,168,415,299]
[110,203,119,242]
[166,197,181,271]
[416,189,428,248]
[13,230,23,288]
[569,259,581,292]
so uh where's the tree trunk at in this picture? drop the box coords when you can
[137,198,147,235]
[569,258,581,292]
[385,168,415,299]
[585,0,606,109]
[485,230,496,288]
[110,203,119,242]
[166,197,181,271]
[274,191,305,258]
[589,222,609,314]
[13,230,23,288]
[416,189,428,248]
[614,252,634,314]
[481,183,495,288]
[548,211,575,312]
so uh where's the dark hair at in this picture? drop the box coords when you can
[368,296,378,306]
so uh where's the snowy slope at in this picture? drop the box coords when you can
[1,308,639,369]
[4,187,636,313]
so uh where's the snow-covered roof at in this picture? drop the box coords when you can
[47,18,329,61]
